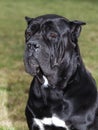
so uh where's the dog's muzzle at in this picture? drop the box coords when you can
[24,55,40,76]
[24,39,41,76]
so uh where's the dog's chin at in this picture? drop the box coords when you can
[25,64,40,76]
[24,57,40,76]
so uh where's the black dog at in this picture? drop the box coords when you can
[24,14,98,130]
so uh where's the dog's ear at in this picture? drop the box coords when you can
[70,20,86,41]
[25,16,33,25]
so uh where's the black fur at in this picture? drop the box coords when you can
[24,14,98,130]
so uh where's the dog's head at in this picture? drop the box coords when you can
[24,14,86,88]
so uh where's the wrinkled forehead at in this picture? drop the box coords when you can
[28,16,70,33]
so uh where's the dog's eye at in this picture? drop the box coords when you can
[50,32,58,38]
[26,32,32,37]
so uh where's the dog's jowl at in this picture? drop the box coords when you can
[24,14,98,130]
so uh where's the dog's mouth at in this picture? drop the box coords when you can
[24,57,46,85]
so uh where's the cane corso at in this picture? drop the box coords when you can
[24,14,98,130]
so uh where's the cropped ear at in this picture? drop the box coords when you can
[25,16,33,25]
[70,20,86,41]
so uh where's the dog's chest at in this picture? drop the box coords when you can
[33,115,70,130]
[31,77,71,130]
[32,84,65,118]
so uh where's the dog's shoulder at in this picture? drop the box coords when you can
[64,66,97,110]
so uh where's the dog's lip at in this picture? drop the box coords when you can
[24,61,39,76]
[31,65,39,74]
[28,59,39,69]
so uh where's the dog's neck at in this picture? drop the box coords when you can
[36,53,82,90]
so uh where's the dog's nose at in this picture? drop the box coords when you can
[27,41,40,50]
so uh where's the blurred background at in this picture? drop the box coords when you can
[0,0,98,130]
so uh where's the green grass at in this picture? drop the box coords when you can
[0,0,98,129]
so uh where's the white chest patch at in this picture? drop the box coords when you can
[34,115,69,130]
[43,75,49,88]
